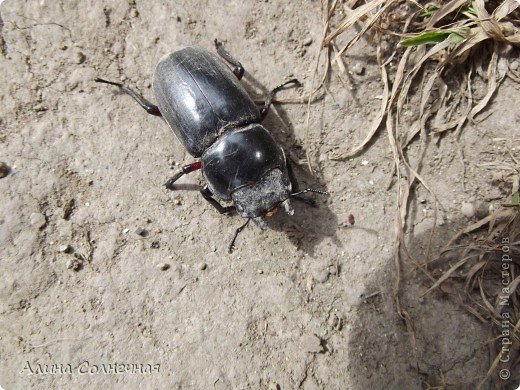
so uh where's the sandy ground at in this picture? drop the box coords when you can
[1,1,519,389]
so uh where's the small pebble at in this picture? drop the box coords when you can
[352,63,365,75]
[314,269,329,283]
[75,51,86,64]
[135,227,148,237]
[461,202,475,218]
[0,162,11,178]
[30,212,46,229]
[302,36,313,46]
[198,263,207,271]
[473,201,490,219]
[327,265,338,275]
[268,383,281,390]
[328,313,340,328]
[311,263,330,283]
[150,240,160,249]
[257,269,264,274]
[62,198,75,220]
[157,263,170,271]
[301,333,324,353]
[66,258,82,271]
[58,244,73,254]
[34,104,47,112]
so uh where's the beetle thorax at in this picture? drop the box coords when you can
[201,124,289,202]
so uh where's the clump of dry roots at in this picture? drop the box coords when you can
[300,0,520,386]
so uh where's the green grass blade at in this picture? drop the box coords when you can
[400,31,466,47]
[400,31,452,47]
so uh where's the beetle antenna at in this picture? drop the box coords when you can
[286,188,328,208]
[290,189,328,197]
[229,218,251,253]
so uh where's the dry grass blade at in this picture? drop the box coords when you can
[387,40,449,213]
[383,48,418,354]
[479,277,500,318]
[432,68,473,133]
[461,300,489,323]
[331,42,412,159]
[331,43,350,88]
[418,73,438,137]
[514,318,520,335]
[474,0,520,45]
[493,0,520,20]
[464,260,487,288]
[303,0,337,171]
[479,347,509,388]
[323,0,387,46]
[502,275,520,301]
[329,45,389,160]
[400,40,451,101]
[447,27,492,63]
[442,209,512,250]
[421,255,475,296]
[469,43,508,121]
[426,0,471,29]
[332,1,398,63]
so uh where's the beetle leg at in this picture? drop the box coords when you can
[214,39,244,80]
[200,185,235,214]
[286,158,299,190]
[260,79,301,119]
[229,218,251,253]
[164,161,202,190]
[95,78,162,117]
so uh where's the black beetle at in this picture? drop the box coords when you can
[96,40,326,252]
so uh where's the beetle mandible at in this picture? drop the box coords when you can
[96,39,326,252]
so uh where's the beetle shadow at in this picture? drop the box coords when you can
[237,71,339,255]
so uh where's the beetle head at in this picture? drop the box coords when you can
[231,168,293,219]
